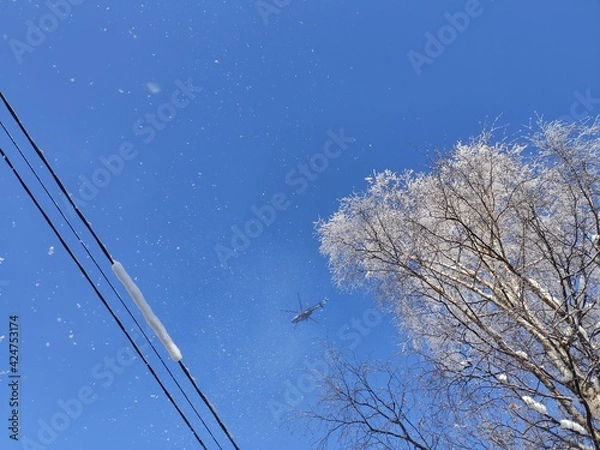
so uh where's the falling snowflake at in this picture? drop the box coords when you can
[146,81,161,94]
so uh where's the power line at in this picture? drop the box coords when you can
[0,111,226,450]
[179,361,241,450]
[0,138,208,449]
[0,92,113,263]
[0,92,241,450]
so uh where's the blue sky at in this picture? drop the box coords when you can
[1,1,599,449]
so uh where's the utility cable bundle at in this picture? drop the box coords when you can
[0,92,241,450]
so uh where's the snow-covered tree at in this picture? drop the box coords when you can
[315,120,600,449]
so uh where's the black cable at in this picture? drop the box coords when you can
[0,91,113,263]
[179,361,241,450]
[0,92,241,449]
[0,141,208,449]
[0,113,225,449]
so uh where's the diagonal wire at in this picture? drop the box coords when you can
[0,140,209,449]
[179,361,241,450]
[0,91,112,262]
[0,116,224,449]
[0,91,242,450]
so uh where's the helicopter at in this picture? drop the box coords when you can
[283,293,327,326]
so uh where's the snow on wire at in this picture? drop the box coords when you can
[112,261,183,362]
